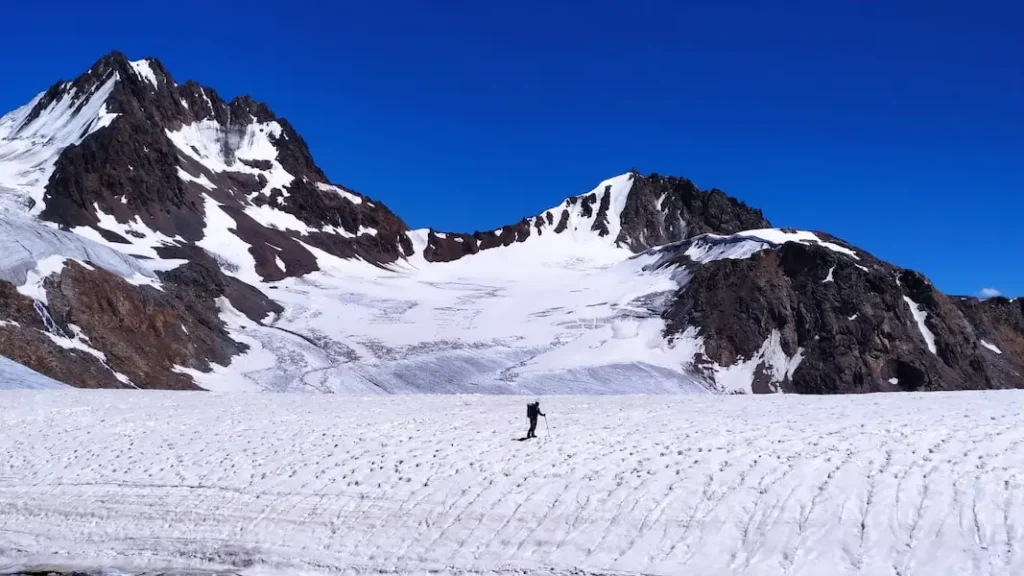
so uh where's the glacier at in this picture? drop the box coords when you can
[2,389,1023,576]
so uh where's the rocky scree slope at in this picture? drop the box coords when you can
[0,51,1020,393]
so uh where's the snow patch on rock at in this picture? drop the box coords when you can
[129,59,159,88]
[980,340,1003,355]
[903,295,938,355]
[166,120,293,197]
[734,229,860,259]
[316,181,363,205]
[711,330,804,394]
[72,204,185,263]
[176,167,215,190]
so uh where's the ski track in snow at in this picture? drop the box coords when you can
[2,390,1024,576]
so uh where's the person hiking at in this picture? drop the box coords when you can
[526,401,545,439]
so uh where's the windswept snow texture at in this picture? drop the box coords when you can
[2,391,1024,576]
[0,74,119,216]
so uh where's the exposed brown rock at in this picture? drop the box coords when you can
[0,282,127,389]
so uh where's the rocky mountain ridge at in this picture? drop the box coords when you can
[0,51,1020,394]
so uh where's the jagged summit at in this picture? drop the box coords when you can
[415,171,772,263]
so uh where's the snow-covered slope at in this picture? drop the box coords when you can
[194,226,860,394]
[0,74,118,216]
[3,390,1023,575]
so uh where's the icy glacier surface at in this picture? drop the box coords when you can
[2,390,1022,575]
[0,217,160,289]
[0,355,67,389]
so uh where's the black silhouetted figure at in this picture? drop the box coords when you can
[526,401,545,439]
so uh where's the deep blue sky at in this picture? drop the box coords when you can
[1,1,1021,296]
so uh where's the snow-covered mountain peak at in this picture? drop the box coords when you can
[0,66,119,216]
[416,170,772,265]
[0,52,413,284]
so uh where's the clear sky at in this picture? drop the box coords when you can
[1,1,1020,297]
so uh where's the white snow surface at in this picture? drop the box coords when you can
[823,265,835,283]
[22,172,850,396]
[734,229,860,259]
[166,119,293,197]
[0,216,159,291]
[712,330,804,394]
[176,166,215,189]
[0,73,119,216]
[903,296,938,355]
[2,390,1024,576]
[680,234,771,264]
[71,204,186,262]
[542,173,633,248]
[980,340,1003,355]
[316,181,363,205]
[202,230,714,394]
[128,59,159,88]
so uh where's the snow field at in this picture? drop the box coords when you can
[2,390,1024,575]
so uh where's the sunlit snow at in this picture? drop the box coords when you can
[903,295,938,355]
[0,73,119,216]
[128,58,159,88]
[2,390,1023,576]
[166,119,294,197]
[980,340,1003,354]
[735,228,860,259]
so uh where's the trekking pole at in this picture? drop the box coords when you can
[543,414,550,438]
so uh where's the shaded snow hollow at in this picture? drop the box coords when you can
[2,390,1024,576]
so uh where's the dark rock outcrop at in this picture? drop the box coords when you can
[0,247,282,390]
[617,171,772,251]
[41,256,276,390]
[657,235,1024,393]
[0,281,129,389]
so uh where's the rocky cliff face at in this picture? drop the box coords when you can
[0,51,1020,394]
[645,230,1024,393]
